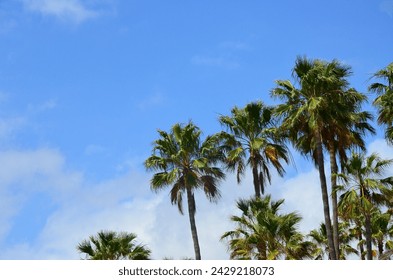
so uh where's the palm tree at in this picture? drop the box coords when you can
[283,232,316,260]
[144,121,225,260]
[337,198,368,260]
[338,152,393,259]
[221,195,313,260]
[371,208,393,259]
[77,230,151,260]
[369,62,393,143]
[308,223,329,260]
[271,57,353,259]
[219,101,289,198]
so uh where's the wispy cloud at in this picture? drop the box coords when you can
[0,98,56,143]
[0,148,78,192]
[218,41,251,51]
[0,117,26,140]
[27,99,57,114]
[191,55,240,70]
[22,0,100,23]
[191,40,251,70]
[380,0,393,17]
[84,144,106,156]
[0,19,17,34]
[137,92,165,111]
[0,92,9,104]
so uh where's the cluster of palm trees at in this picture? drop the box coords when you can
[220,195,314,260]
[77,58,393,260]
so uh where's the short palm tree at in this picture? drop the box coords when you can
[338,152,393,260]
[221,195,312,260]
[308,223,329,260]
[371,208,393,259]
[144,122,225,260]
[77,230,151,260]
[219,101,289,198]
[308,222,358,260]
[369,62,393,143]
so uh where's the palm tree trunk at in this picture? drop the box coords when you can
[361,187,373,260]
[252,165,261,198]
[329,146,340,259]
[257,240,267,260]
[186,188,201,260]
[315,130,337,260]
[378,239,384,258]
[364,211,373,260]
[356,223,365,260]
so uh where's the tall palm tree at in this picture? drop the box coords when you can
[219,101,289,198]
[77,230,151,260]
[271,57,353,259]
[221,195,313,260]
[144,121,225,260]
[338,152,393,259]
[296,67,375,258]
[323,87,375,258]
[369,62,393,143]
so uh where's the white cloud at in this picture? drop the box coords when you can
[0,149,169,259]
[0,149,66,186]
[367,138,393,178]
[32,177,163,259]
[0,148,82,253]
[273,170,324,233]
[0,193,21,241]
[380,0,393,17]
[22,0,100,23]
[367,138,393,160]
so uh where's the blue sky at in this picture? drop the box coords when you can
[0,0,392,259]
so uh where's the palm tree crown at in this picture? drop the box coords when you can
[369,62,393,143]
[219,101,289,198]
[77,230,151,260]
